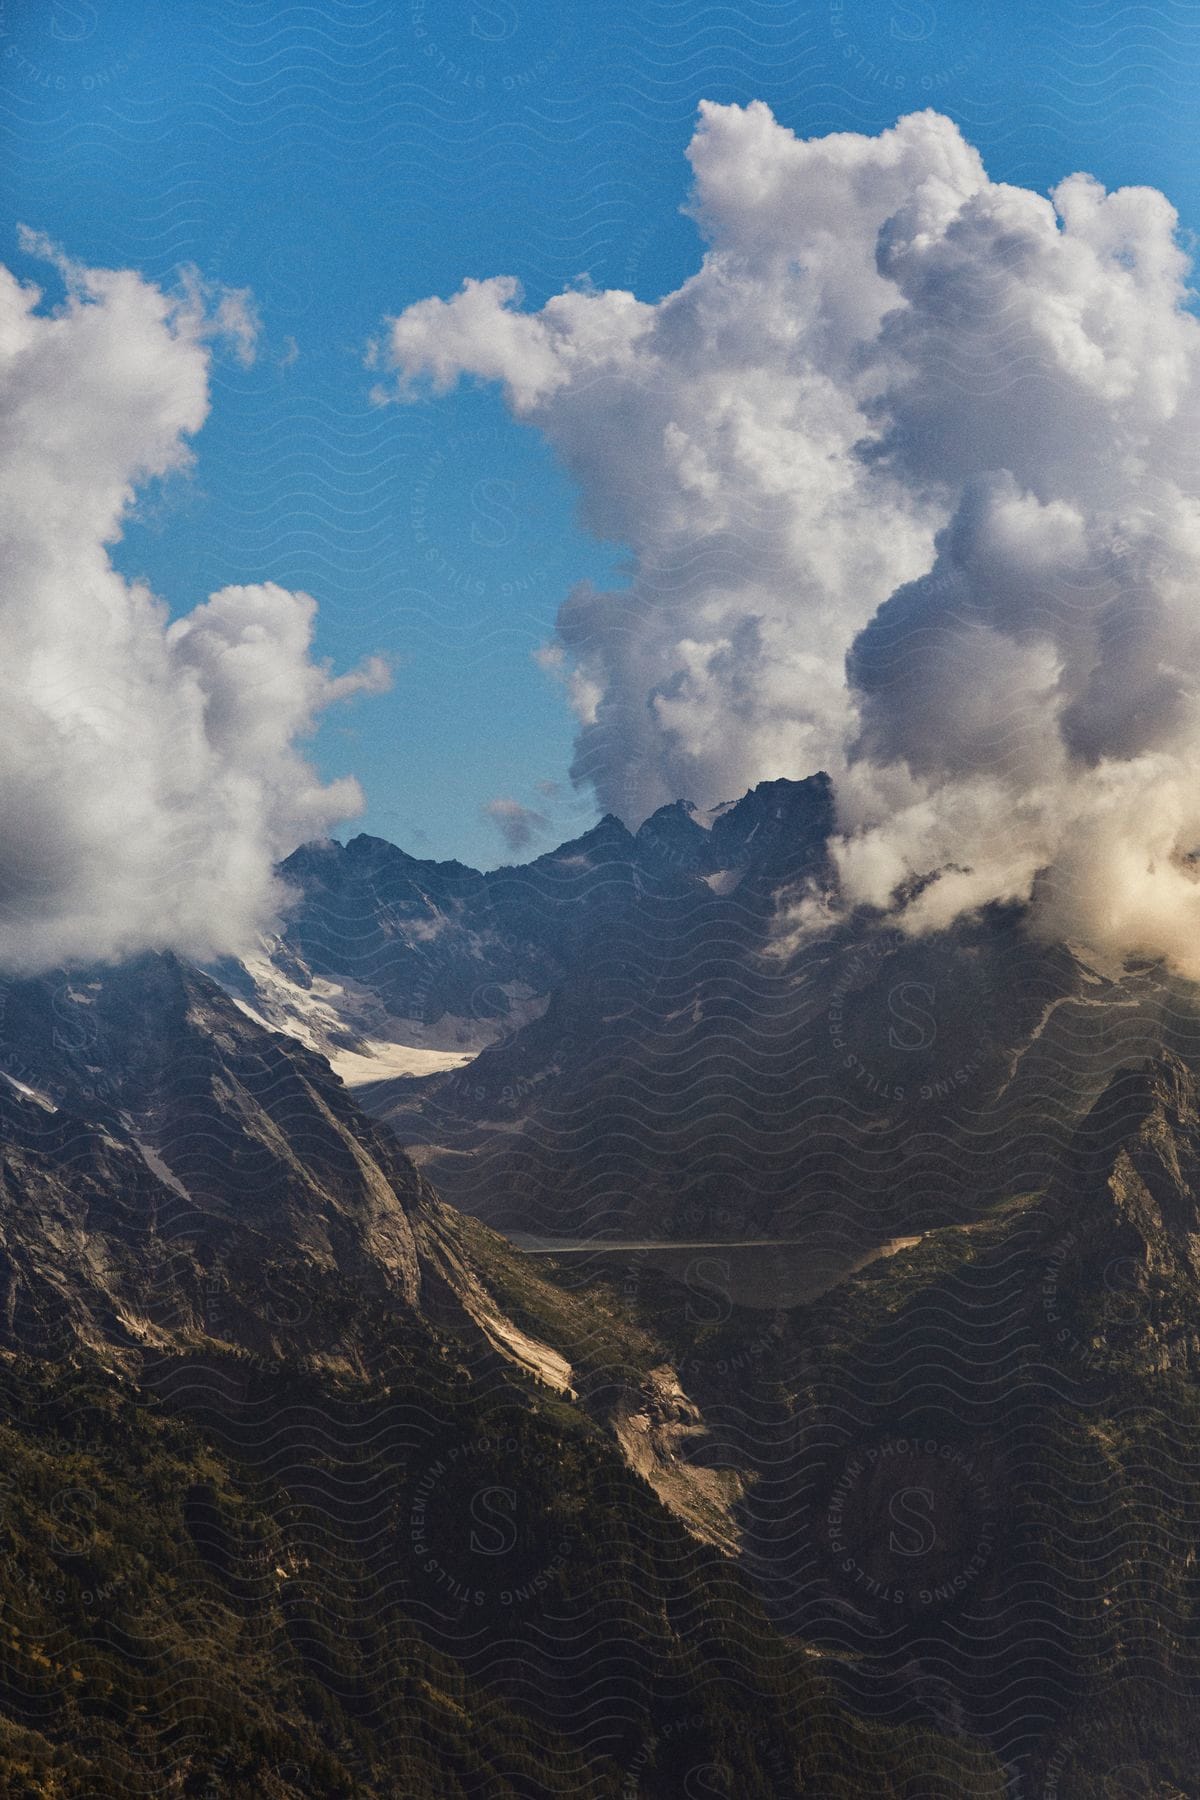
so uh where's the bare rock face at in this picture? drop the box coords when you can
[1040,1051,1200,1374]
[612,1363,745,1554]
[0,954,460,1369]
[0,953,718,1551]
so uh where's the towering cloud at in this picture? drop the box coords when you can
[0,235,385,974]
[378,101,1200,975]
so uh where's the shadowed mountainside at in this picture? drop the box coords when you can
[544,1049,1200,1797]
[0,954,1003,1796]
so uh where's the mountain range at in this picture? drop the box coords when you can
[229,773,1185,1255]
[0,774,1199,1792]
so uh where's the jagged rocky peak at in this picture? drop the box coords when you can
[344,831,483,882]
[285,770,835,891]
[557,810,636,853]
[281,831,484,905]
[278,832,346,873]
[635,771,835,882]
[708,771,834,873]
[633,798,712,872]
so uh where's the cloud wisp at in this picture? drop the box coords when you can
[481,797,551,855]
[377,101,1200,975]
[0,235,386,974]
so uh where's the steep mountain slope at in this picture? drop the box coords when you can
[579,1050,1200,1796]
[0,956,1003,1796]
[0,954,427,1366]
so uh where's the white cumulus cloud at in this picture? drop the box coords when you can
[376,100,1200,977]
[0,235,387,973]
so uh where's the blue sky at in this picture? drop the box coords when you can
[4,0,1200,868]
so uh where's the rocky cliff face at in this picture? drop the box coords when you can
[0,953,563,1379]
[5,957,410,1343]
[1040,1050,1200,1376]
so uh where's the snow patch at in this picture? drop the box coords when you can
[119,1118,193,1203]
[328,1040,474,1086]
[702,868,743,895]
[692,800,737,832]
